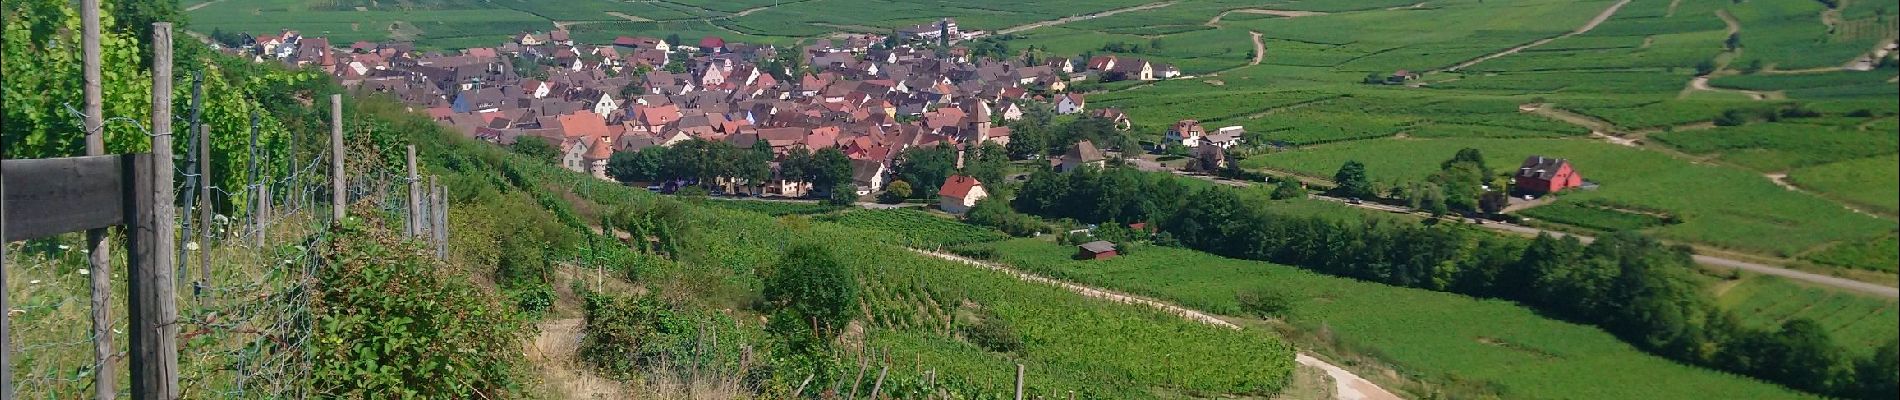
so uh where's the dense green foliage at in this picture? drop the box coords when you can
[762,244,861,353]
[5,0,333,212]
[314,218,528,397]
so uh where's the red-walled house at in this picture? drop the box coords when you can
[1076,241,1119,260]
[1514,156,1582,195]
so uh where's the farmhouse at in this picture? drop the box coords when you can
[1058,140,1106,172]
[1057,93,1086,114]
[899,18,961,42]
[1514,156,1582,195]
[937,175,987,214]
[1205,126,1244,149]
[1076,240,1118,260]
[1166,119,1207,148]
[1385,69,1419,84]
[1090,108,1132,130]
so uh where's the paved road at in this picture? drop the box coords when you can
[1170,171,1900,298]
[911,249,1402,400]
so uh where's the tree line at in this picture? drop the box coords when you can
[1012,165,1898,399]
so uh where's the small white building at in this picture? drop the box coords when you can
[1057,93,1086,115]
[937,175,987,214]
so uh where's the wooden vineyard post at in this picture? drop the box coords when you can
[869,364,890,399]
[406,145,419,238]
[330,94,345,225]
[2,104,12,400]
[256,182,269,247]
[1015,364,1025,400]
[436,181,448,258]
[80,0,115,397]
[128,22,181,399]
[198,124,212,289]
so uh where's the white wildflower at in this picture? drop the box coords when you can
[58,245,71,251]
[186,242,200,251]
[112,329,122,334]
[78,269,90,276]
[28,280,40,284]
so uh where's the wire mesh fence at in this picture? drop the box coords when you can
[6,87,441,399]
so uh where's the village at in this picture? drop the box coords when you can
[206,21,1248,211]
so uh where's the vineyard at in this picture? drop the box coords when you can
[1715,276,1900,354]
[955,238,1815,399]
[818,209,1010,248]
[437,124,1300,397]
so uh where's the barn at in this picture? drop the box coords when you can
[1514,156,1582,195]
[1076,241,1118,260]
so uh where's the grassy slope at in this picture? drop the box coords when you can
[478,139,1299,397]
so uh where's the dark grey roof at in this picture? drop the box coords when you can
[1078,240,1116,253]
[1516,156,1569,180]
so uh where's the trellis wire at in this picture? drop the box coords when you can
[9,91,434,399]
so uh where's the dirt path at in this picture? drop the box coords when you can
[528,318,628,399]
[910,249,1404,400]
[1682,75,1772,100]
[1386,2,1428,11]
[999,1,1180,35]
[1439,0,1633,72]
[1665,0,1682,17]
[1206,8,1329,26]
[1250,31,1266,65]
[604,12,651,22]
[184,0,225,12]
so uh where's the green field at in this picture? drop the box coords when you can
[818,208,1010,247]
[1786,154,1900,215]
[1240,137,1894,258]
[959,238,1816,399]
[1714,275,1900,352]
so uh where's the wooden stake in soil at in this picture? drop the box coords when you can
[330,94,344,224]
[406,145,419,238]
[129,22,181,399]
[80,0,115,397]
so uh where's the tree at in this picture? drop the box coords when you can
[607,150,661,183]
[963,142,1010,185]
[1270,180,1307,200]
[828,183,857,205]
[1333,160,1374,199]
[1854,340,1899,399]
[897,146,957,199]
[762,244,859,349]
[1479,191,1509,215]
[1694,59,1717,75]
[881,180,913,203]
[810,147,854,187]
[511,136,560,164]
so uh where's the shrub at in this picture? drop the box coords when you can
[314,218,528,398]
[960,308,1025,353]
[1236,289,1293,318]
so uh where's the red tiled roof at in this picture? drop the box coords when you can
[938,175,982,199]
[557,111,611,138]
[585,136,613,159]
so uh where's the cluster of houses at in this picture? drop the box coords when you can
[215,26,1186,211]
